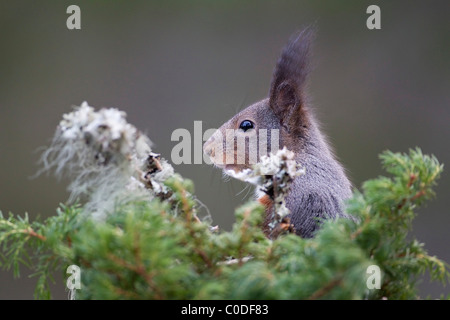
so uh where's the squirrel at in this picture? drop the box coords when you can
[203,28,353,238]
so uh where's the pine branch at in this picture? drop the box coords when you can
[1,103,447,300]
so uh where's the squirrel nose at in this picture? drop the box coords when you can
[203,137,215,158]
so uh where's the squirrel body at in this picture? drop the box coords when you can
[204,28,352,238]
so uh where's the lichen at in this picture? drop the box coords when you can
[38,102,175,220]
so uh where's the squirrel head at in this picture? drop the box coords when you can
[204,28,315,174]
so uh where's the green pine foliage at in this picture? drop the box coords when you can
[0,204,81,299]
[0,148,448,299]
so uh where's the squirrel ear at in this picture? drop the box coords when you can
[269,27,314,125]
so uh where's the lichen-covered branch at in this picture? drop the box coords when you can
[0,103,448,300]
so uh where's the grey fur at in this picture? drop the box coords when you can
[204,28,352,238]
[284,114,352,238]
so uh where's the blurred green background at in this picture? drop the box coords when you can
[0,0,449,299]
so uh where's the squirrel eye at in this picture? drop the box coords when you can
[239,120,254,132]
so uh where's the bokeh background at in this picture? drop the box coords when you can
[0,0,448,299]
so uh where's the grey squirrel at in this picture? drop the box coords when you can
[203,28,352,238]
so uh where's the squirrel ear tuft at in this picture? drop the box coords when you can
[269,27,315,123]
